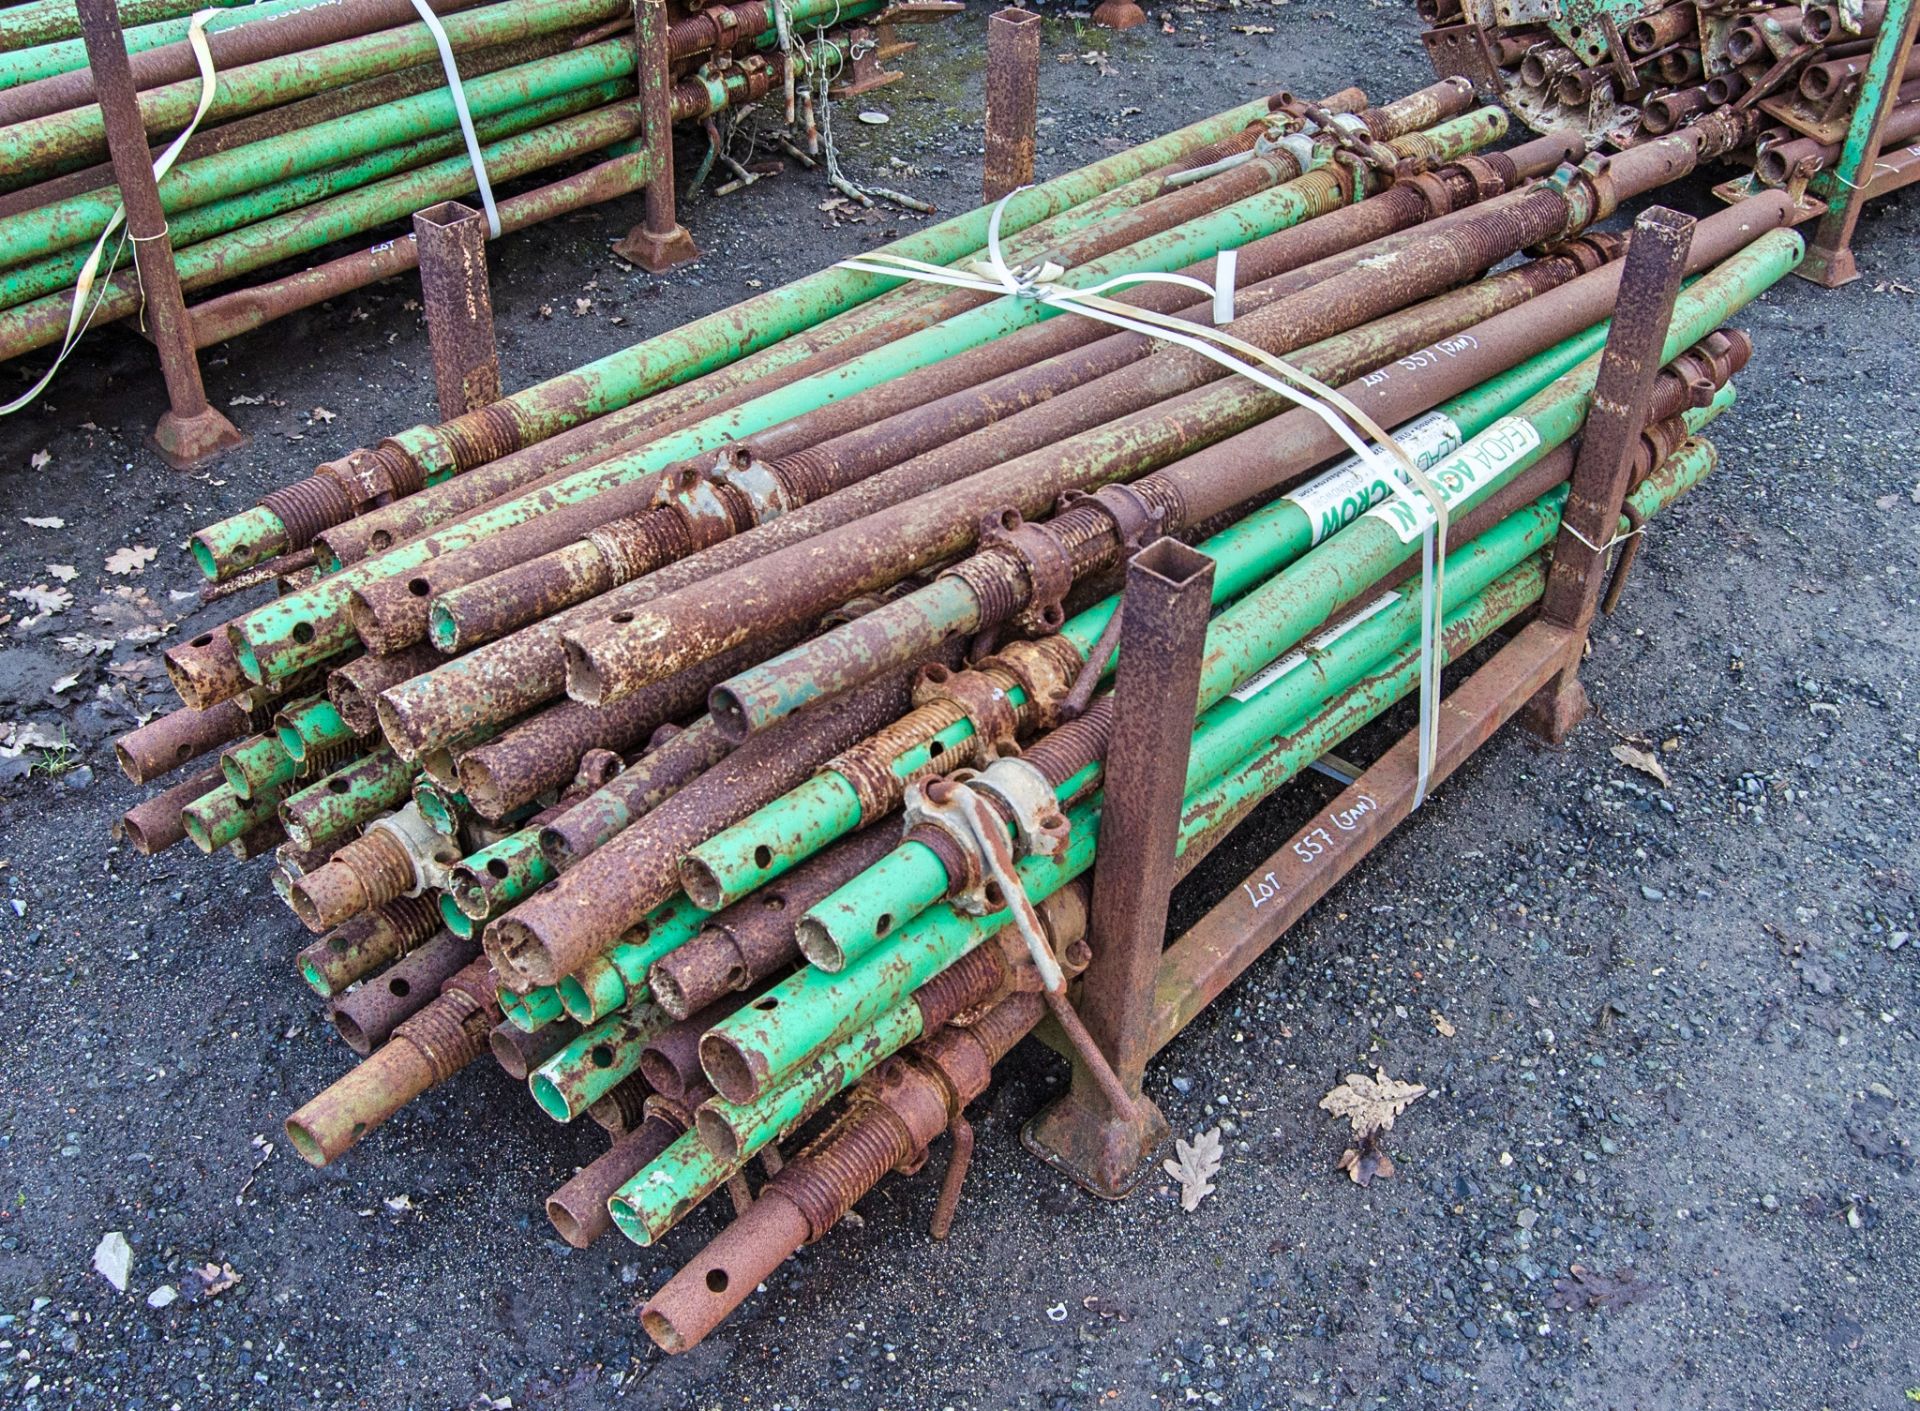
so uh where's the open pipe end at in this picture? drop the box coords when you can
[692,1106,743,1165]
[490,1027,535,1082]
[528,1072,575,1123]
[371,692,425,764]
[283,1116,335,1168]
[562,635,610,707]
[545,1195,597,1250]
[535,824,577,873]
[645,955,695,1022]
[438,894,475,940]
[792,916,845,974]
[706,685,751,742]
[180,808,214,855]
[697,1030,762,1108]
[676,855,728,913]
[330,1005,374,1058]
[557,975,597,1026]
[637,1049,683,1103]
[188,534,226,583]
[453,756,506,823]
[607,1195,652,1247]
[299,957,334,999]
[426,601,462,654]
[641,1307,691,1355]
[224,625,267,688]
[483,914,562,991]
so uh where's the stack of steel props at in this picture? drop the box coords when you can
[1419,0,1920,282]
[0,0,904,371]
[118,85,1438,1080]
[630,212,1805,1351]
[112,82,1803,1350]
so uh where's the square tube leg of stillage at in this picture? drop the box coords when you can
[1521,205,1693,745]
[413,201,502,421]
[616,0,699,273]
[983,9,1042,202]
[76,0,245,469]
[1023,539,1214,1197]
[1801,0,1920,287]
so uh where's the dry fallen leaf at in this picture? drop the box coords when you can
[45,563,76,582]
[1610,743,1671,788]
[1162,1126,1223,1212]
[1431,1010,1456,1038]
[310,406,336,423]
[21,515,64,528]
[1323,1069,1425,1187]
[1320,1068,1426,1136]
[192,1261,240,1297]
[1336,1131,1396,1187]
[573,298,593,316]
[228,394,264,406]
[10,583,72,617]
[91,585,172,643]
[29,449,50,470]
[105,544,157,576]
[57,633,114,656]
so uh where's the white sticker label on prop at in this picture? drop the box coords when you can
[1365,415,1543,545]
[1229,591,1399,702]
[1285,411,1463,546]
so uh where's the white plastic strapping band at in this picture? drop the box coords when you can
[834,189,1454,806]
[1,8,226,417]
[406,0,500,238]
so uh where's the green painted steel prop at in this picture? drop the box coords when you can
[191,91,1290,580]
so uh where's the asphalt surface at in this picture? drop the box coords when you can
[0,3,1915,1408]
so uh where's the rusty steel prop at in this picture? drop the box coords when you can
[485,660,947,991]
[328,929,481,1055]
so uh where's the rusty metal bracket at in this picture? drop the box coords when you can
[1024,540,1214,1197]
[983,8,1041,202]
[978,508,1075,634]
[76,0,246,470]
[1523,204,1693,745]
[412,200,502,421]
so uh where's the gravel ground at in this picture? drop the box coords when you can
[0,4,1915,1407]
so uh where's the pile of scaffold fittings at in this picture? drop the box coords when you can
[1418,0,1920,221]
[0,0,955,458]
[113,78,1810,1350]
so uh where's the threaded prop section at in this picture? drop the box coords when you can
[1161,122,1265,176]
[769,446,849,505]
[440,402,524,475]
[962,990,1046,1066]
[590,1075,652,1134]
[365,444,426,500]
[393,991,489,1083]
[828,697,969,817]
[334,830,417,910]
[773,1097,918,1238]
[376,894,442,954]
[1021,703,1114,790]
[912,944,1006,1031]
[261,475,356,549]
[944,548,1027,628]
[589,507,696,583]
